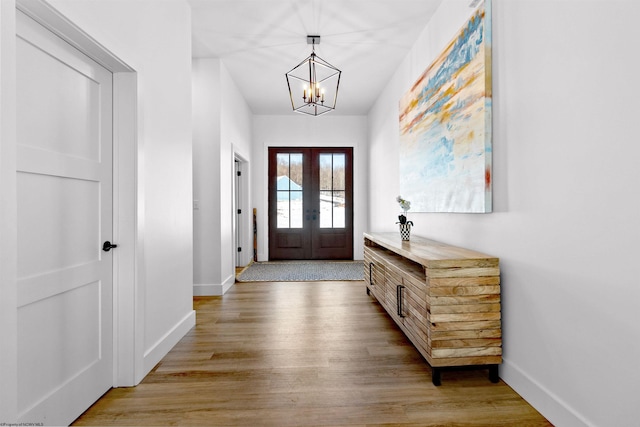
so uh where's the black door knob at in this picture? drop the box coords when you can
[102,241,118,252]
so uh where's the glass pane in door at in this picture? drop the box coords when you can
[319,153,345,228]
[276,153,303,228]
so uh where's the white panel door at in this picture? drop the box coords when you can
[16,11,113,426]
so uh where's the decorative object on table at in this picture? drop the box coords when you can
[285,35,341,116]
[396,195,413,241]
[399,0,492,213]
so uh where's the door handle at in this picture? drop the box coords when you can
[397,285,405,317]
[369,262,374,286]
[102,241,118,252]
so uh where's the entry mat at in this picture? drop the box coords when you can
[236,260,364,282]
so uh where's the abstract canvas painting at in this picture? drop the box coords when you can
[399,0,492,213]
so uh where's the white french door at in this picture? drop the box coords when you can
[16,10,114,425]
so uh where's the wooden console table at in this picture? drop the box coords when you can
[364,232,501,385]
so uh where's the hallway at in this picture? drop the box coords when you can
[73,281,550,426]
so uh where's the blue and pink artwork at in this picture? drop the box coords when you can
[399,1,492,213]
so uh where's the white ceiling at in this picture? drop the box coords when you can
[188,0,444,115]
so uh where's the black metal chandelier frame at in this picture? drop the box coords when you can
[285,36,341,116]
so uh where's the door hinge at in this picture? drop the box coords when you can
[237,209,242,214]
[237,171,241,177]
[237,247,242,252]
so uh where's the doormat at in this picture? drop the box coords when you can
[236,261,364,282]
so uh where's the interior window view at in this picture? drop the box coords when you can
[1,1,637,426]
[275,152,346,229]
[276,153,304,229]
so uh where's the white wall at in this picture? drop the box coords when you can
[252,115,368,261]
[37,0,195,379]
[368,1,640,426]
[192,58,253,295]
[220,63,253,271]
[192,58,222,294]
[0,0,19,420]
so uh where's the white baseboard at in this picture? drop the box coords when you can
[501,358,591,427]
[193,274,235,296]
[142,310,195,376]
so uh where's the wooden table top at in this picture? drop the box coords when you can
[364,232,499,269]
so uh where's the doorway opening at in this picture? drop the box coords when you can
[233,155,250,268]
[268,147,353,260]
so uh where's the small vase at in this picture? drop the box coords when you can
[399,223,411,241]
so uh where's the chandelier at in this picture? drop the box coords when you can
[285,35,341,116]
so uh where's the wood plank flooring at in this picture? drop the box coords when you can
[73,281,551,426]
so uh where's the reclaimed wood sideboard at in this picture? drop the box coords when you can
[363,232,502,385]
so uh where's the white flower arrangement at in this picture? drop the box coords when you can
[396,195,413,225]
[396,195,411,213]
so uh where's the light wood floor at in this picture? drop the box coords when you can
[73,281,551,426]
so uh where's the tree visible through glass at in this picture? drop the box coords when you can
[276,153,303,228]
[319,153,345,228]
